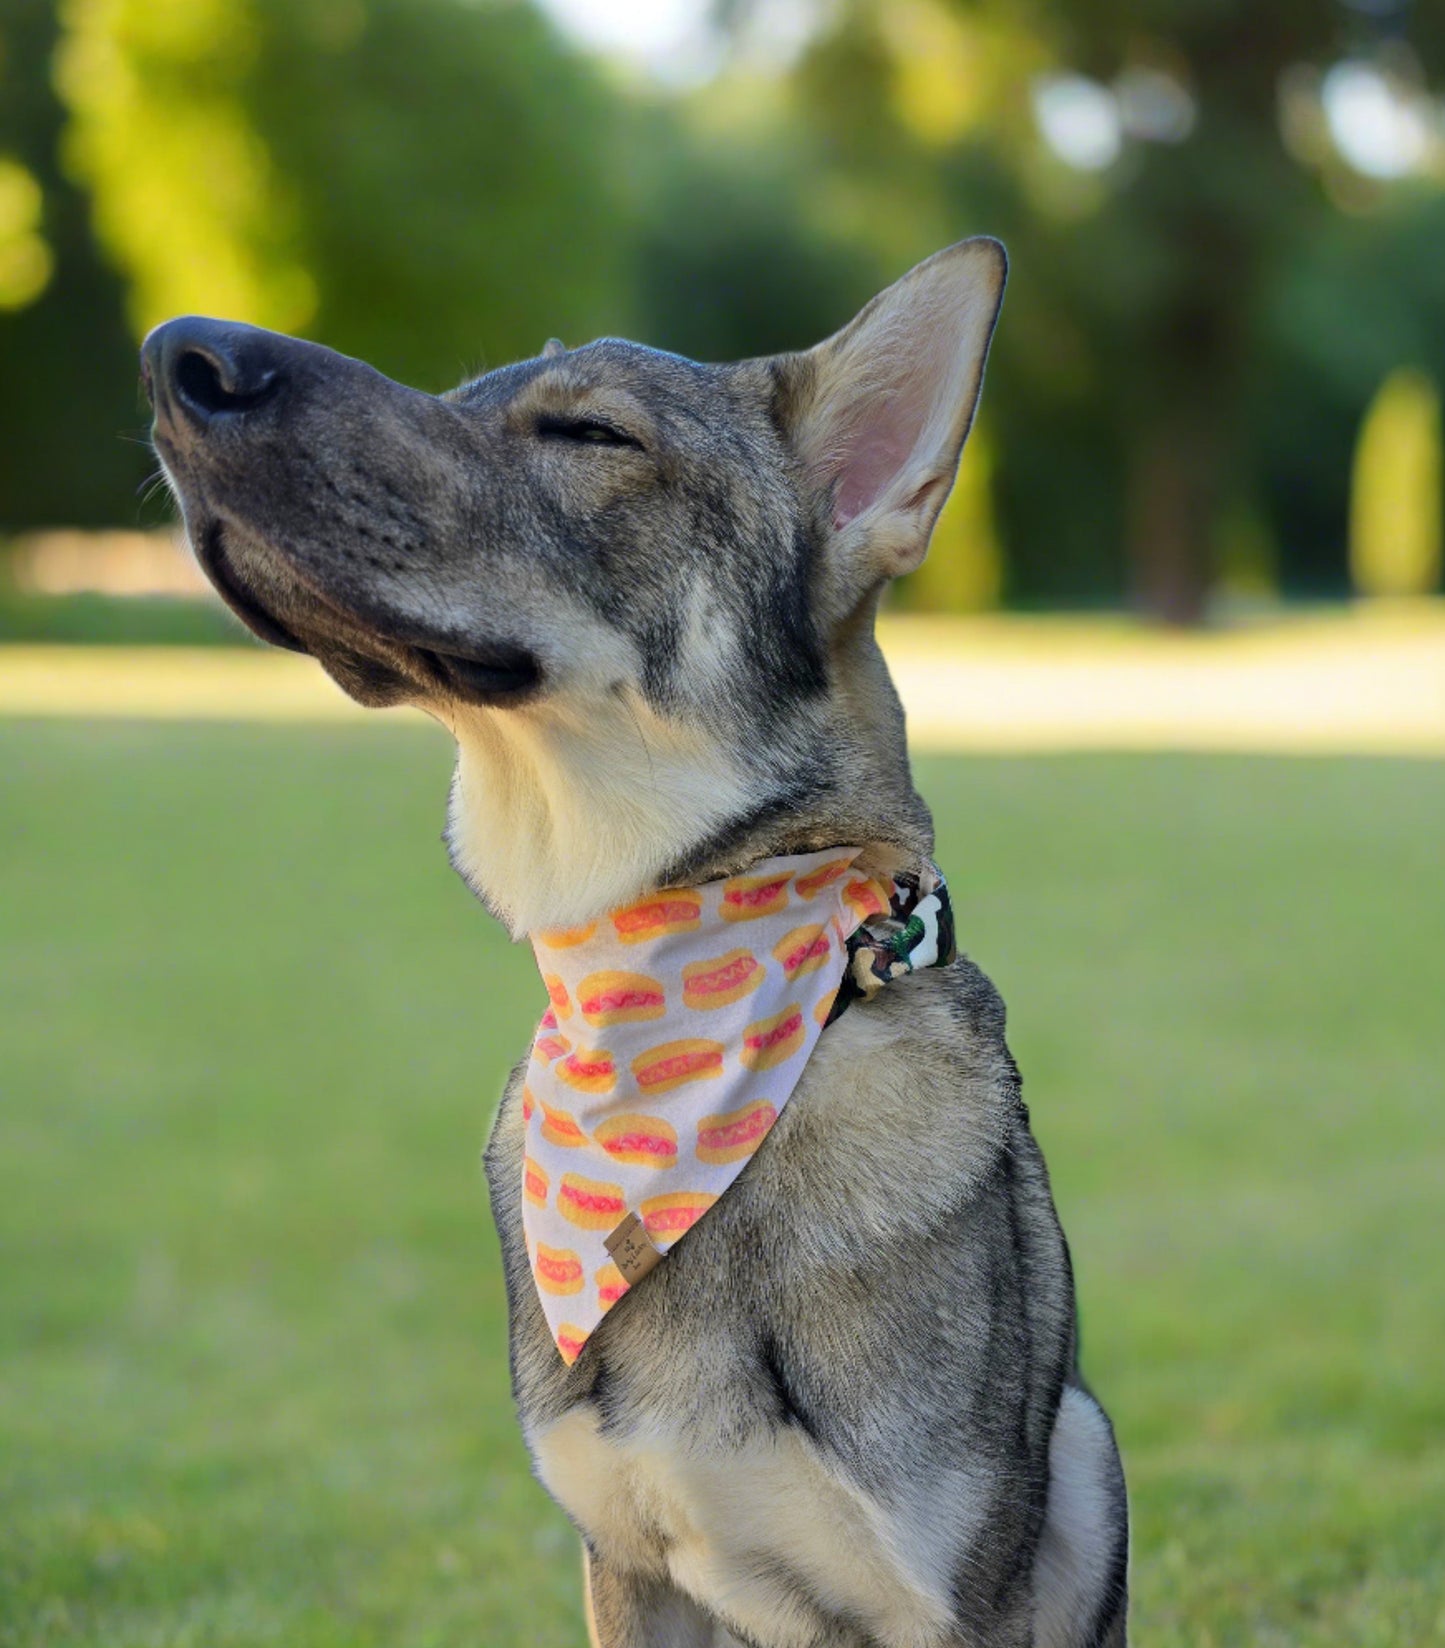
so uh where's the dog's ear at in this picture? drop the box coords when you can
[778,237,1006,583]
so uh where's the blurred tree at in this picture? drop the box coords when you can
[55,0,317,341]
[56,0,633,390]
[1261,187,1445,595]
[621,60,1005,611]
[1013,0,1444,619]
[622,88,883,360]
[0,0,150,531]
[897,420,1003,613]
[758,0,1445,619]
[1350,368,1441,597]
[0,156,52,311]
[5,0,889,531]
[7,0,1445,619]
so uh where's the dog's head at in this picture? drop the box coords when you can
[146,239,1005,933]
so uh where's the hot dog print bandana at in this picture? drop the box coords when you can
[522,848,956,1364]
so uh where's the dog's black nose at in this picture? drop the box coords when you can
[142,317,285,427]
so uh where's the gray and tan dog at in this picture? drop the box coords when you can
[144,238,1128,1648]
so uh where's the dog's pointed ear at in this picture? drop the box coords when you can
[777,237,1006,581]
[541,337,566,359]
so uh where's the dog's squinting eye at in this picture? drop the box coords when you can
[536,414,644,451]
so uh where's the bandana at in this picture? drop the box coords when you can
[521,848,955,1364]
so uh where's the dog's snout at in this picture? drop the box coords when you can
[142,316,286,429]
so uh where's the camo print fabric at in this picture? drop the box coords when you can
[521,849,955,1365]
[828,861,957,1025]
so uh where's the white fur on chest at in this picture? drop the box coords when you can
[531,1404,976,1648]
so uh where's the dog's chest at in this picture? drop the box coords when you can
[530,1401,959,1647]
[490,972,1017,1641]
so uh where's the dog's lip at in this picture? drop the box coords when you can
[186,516,543,704]
[414,641,543,701]
[196,521,310,654]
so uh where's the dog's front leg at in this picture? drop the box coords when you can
[583,1548,718,1648]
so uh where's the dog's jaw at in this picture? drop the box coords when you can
[443,690,762,938]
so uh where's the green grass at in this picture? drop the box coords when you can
[1,720,1442,1646]
[0,590,248,648]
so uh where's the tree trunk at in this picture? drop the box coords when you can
[1124,412,1222,625]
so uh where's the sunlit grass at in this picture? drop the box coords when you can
[4,603,1445,759]
[1,721,1442,1645]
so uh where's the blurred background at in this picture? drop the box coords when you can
[4,0,1445,621]
[1,2,1443,1645]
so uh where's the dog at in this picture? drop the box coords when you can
[144,237,1129,1648]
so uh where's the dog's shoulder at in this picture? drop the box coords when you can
[752,954,1023,1241]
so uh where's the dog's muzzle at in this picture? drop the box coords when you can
[139,316,546,705]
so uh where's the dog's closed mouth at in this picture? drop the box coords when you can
[419,642,542,702]
[197,522,310,654]
[191,522,539,703]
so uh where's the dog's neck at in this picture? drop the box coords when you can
[445,688,766,937]
[442,622,933,940]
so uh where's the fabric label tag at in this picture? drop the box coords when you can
[604,1213,663,1286]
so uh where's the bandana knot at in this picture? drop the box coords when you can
[521,848,955,1364]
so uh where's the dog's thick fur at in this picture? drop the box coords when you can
[146,238,1129,1647]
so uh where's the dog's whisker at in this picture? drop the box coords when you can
[136,469,171,507]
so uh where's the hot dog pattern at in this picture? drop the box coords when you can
[740,1004,807,1071]
[556,1046,617,1095]
[577,969,667,1026]
[640,1190,718,1240]
[595,1261,629,1309]
[630,1037,725,1095]
[533,1009,571,1063]
[795,856,854,900]
[537,922,597,948]
[682,947,763,1010]
[772,924,832,981]
[556,1324,588,1366]
[535,1243,583,1295]
[523,845,907,1365]
[719,870,792,922]
[539,1098,585,1148]
[523,1154,550,1207]
[843,876,890,922]
[696,1099,777,1165]
[557,1172,628,1230]
[611,890,702,944]
[593,1111,678,1168]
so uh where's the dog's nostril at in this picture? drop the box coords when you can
[174,349,225,412]
[174,346,279,418]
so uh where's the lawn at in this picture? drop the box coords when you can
[1,719,1442,1647]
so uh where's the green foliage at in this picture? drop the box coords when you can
[623,96,883,362]
[1350,367,1442,598]
[0,154,52,310]
[2,724,1443,1642]
[1,0,1444,610]
[247,0,633,386]
[54,0,632,386]
[0,0,151,531]
[777,0,1444,614]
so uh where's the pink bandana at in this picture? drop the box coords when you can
[521,848,952,1364]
